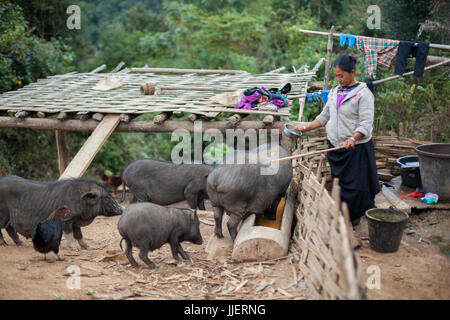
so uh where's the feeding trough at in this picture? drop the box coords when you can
[231,193,294,262]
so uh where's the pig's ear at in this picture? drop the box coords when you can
[81,190,101,205]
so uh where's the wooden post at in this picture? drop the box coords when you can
[323,25,335,91]
[59,114,121,179]
[55,130,69,175]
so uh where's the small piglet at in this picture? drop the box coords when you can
[117,202,203,268]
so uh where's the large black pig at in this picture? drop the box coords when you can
[117,202,203,268]
[0,175,123,249]
[121,159,212,210]
[206,143,292,241]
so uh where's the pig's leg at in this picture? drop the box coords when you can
[184,187,198,209]
[73,226,89,249]
[6,225,22,245]
[63,223,79,250]
[265,197,281,221]
[137,245,156,269]
[124,238,138,267]
[212,206,224,238]
[197,194,206,211]
[169,237,181,261]
[177,243,190,260]
[227,214,241,242]
[0,229,7,246]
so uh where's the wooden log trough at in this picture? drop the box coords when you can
[205,192,295,262]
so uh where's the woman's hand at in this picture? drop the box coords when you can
[293,125,306,132]
[344,137,356,149]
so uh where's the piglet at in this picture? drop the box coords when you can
[117,202,203,268]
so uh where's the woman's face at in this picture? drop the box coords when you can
[334,67,355,87]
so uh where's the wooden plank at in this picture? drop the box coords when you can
[323,26,335,90]
[55,130,69,175]
[130,67,246,75]
[0,116,326,135]
[59,114,121,179]
[381,185,411,213]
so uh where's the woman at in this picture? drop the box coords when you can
[295,54,380,225]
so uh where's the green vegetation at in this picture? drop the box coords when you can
[0,0,448,180]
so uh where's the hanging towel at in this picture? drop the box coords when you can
[320,90,330,103]
[339,34,356,48]
[394,41,429,77]
[356,36,399,79]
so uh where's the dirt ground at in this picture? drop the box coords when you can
[0,192,449,300]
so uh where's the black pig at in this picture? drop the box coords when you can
[121,159,212,210]
[0,175,123,249]
[118,202,203,268]
[206,143,292,241]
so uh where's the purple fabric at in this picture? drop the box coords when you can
[336,93,348,111]
[270,99,288,109]
[234,91,260,110]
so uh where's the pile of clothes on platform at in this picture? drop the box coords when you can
[234,83,291,111]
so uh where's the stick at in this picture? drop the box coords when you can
[297,28,450,50]
[271,145,346,162]
[372,59,450,85]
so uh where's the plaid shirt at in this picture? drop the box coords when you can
[356,36,399,80]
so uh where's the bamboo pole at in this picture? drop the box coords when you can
[298,28,450,50]
[324,26,335,91]
[272,145,345,162]
[130,67,246,75]
[372,59,450,85]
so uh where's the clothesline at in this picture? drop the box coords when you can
[298,28,450,51]
[372,58,450,84]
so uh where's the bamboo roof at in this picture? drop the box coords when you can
[0,68,316,119]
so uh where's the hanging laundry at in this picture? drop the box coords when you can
[305,90,330,103]
[312,92,319,102]
[234,83,291,111]
[356,36,399,80]
[320,90,330,103]
[394,41,429,77]
[339,33,356,48]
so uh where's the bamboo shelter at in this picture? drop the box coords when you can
[0,65,315,178]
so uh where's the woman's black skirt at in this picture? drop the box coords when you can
[327,139,380,222]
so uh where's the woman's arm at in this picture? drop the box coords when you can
[294,119,322,133]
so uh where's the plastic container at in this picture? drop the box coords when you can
[365,208,409,253]
[415,143,450,202]
[396,155,422,188]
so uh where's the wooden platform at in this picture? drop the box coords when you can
[375,176,450,213]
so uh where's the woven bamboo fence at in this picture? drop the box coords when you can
[291,160,366,300]
[292,135,428,181]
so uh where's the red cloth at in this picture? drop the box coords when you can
[398,191,424,199]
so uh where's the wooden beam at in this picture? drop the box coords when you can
[0,117,325,136]
[59,114,121,180]
[130,67,246,75]
[323,26,335,91]
[55,130,69,175]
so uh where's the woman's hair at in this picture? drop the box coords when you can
[333,54,357,73]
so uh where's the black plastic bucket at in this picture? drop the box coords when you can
[396,155,422,188]
[415,143,450,201]
[365,208,409,253]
